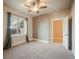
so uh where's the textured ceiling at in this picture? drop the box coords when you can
[3,0,72,17]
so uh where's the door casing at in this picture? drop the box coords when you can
[49,16,69,49]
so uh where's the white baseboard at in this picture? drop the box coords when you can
[38,39,49,43]
[32,38,38,40]
[32,38,49,43]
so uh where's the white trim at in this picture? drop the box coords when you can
[49,16,69,49]
[32,38,49,43]
[11,34,26,36]
[38,39,49,43]
[49,17,64,43]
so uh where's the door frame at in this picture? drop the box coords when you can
[49,17,64,43]
[49,16,69,49]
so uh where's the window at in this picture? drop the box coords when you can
[10,15,27,35]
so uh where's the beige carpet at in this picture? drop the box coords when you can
[4,41,74,59]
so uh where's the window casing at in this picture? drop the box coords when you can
[10,15,27,36]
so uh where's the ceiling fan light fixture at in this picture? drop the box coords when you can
[33,8,39,11]
[25,0,47,13]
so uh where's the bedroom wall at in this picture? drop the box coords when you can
[71,1,75,56]
[33,8,71,42]
[3,5,33,47]
[33,14,50,41]
[32,18,38,39]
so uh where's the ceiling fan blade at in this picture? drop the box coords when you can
[35,0,40,6]
[37,0,40,4]
[28,10,32,12]
[40,6,47,8]
[24,4,31,8]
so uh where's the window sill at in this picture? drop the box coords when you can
[11,34,26,36]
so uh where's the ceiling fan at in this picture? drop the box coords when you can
[24,0,47,13]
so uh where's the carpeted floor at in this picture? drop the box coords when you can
[3,41,75,59]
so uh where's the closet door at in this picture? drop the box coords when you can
[53,20,63,43]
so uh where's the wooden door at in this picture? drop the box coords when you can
[53,20,63,43]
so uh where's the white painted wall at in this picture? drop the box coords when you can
[33,15,49,41]
[71,1,75,56]
[37,18,49,41]
[3,5,33,47]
